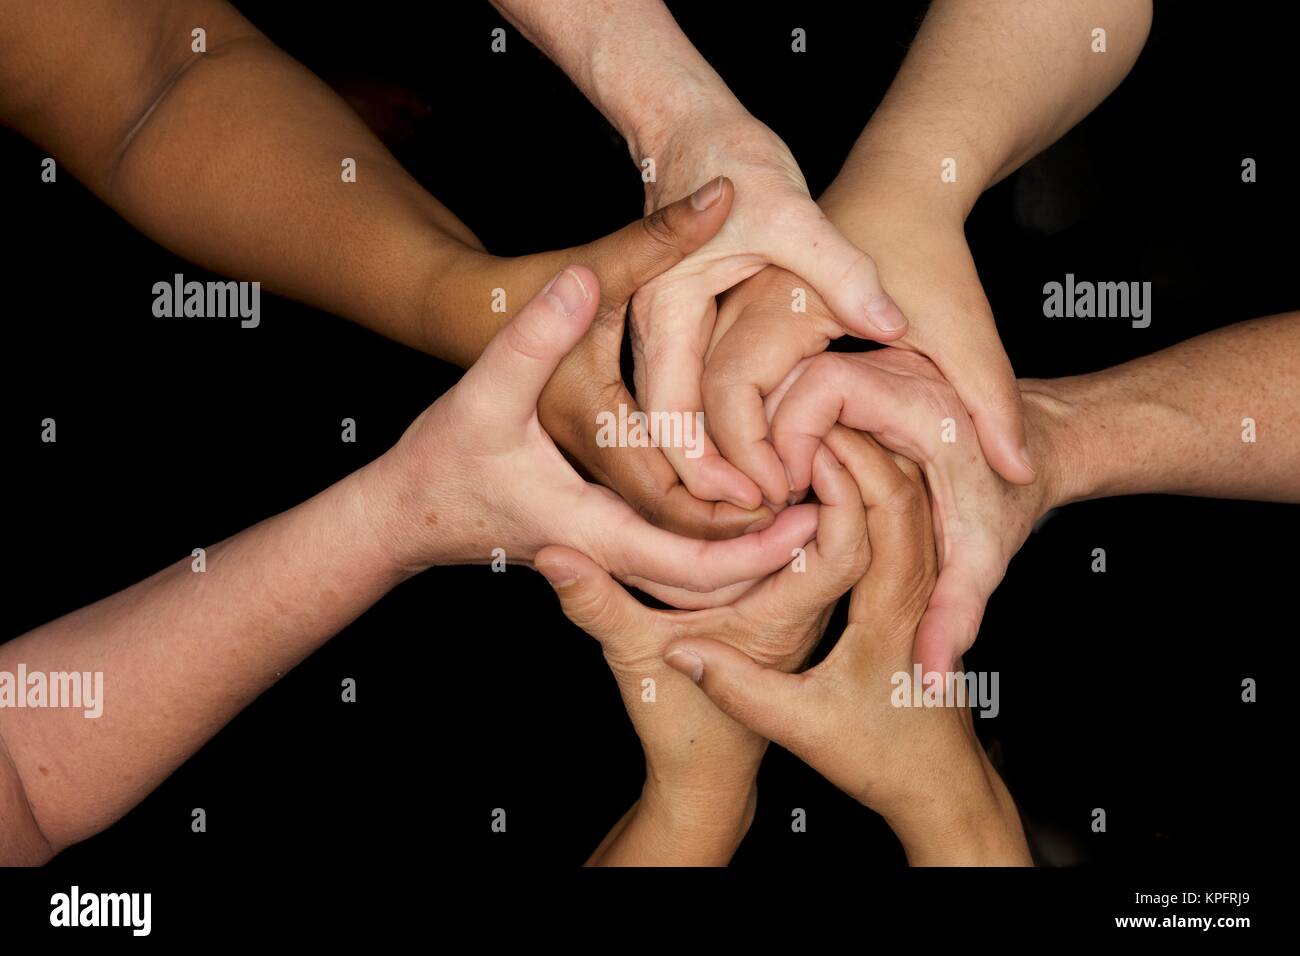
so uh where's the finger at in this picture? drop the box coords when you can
[602,499,818,595]
[462,266,598,425]
[911,552,1003,677]
[768,352,868,494]
[928,332,1034,485]
[550,366,773,538]
[761,355,816,424]
[662,637,817,749]
[631,283,763,509]
[597,440,775,539]
[579,176,734,306]
[626,575,761,611]
[534,545,657,644]
[829,429,936,653]
[770,352,942,496]
[763,212,906,341]
[735,438,869,624]
[703,302,832,505]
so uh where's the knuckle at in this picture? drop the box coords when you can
[639,208,679,255]
[501,316,551,363]
[569,585,619,634]
[837,246,879,290]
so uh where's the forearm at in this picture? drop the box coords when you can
[489,0,743,164]
[1,0,482,356]
[587,777,757,867]
[821,0,1152,228]
[0,461,408,855]
[1028,312,1300,507]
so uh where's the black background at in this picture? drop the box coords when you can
[0,0,1292,935]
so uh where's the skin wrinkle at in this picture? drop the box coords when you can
[109,31,261,189]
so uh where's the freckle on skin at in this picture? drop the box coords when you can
[425,510,438,527]
[38,766,49,776]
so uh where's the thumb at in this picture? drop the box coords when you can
[534,544,654,646]
[582,176,734,305]
[772,214,907,341]
[463,266,598,424]
[910,567,990,678]
[935,339,1035,485]
[662,637,812,748]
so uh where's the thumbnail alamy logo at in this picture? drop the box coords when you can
[891,665,1000,719]
[595,403,707,459]
[50,886,151,936]
[153,273,260,328]
[1043,273,1151,328]
[0,664,102,718]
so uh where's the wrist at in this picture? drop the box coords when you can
[635,102,760,208]
[349,437,459,577]
[820,141,979,239]
[1016,384,1080,516]
[331,463,428,587]
[884,755,1031,866]
[821,101,1004,230]
[632,773,759,865]
[1019,371,1181,507]
[416,246,507,368]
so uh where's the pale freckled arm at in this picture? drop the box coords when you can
[0,466,411,861]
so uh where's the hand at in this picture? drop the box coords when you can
[446,176,776,539]
[532,425,880,865]
[363,265,819,608]
[768,348,1061,673]
[820,192,1033,485]
[703,265,849,505]
[628,110,906,508]
[662,430,1031,866]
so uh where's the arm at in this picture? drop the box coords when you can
[492,0,904,510]
[818,0,1152,481]
[0,264,819,863]
[1028,311,1300,505]
[0,464,402,860]
[0,0,477,355]
[763,310,1300,673]
[487,0,730,164]
[823,0,1153,227]
[0,1,767,538]
[705,0,1153,496]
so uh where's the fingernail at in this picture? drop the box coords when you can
[1018,445,1036,476]
[787,490,803,506]
[865,293,906,333]
[784,463,795,493]
[743,516,774,534]
[690,176,724,210]
[537,561,578,588]
[544,268,590,316]
[664,649,704,683]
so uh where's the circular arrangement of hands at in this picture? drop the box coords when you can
[7,0,1296,870]
[375,221,1037,862]
[409,168,1041,656]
